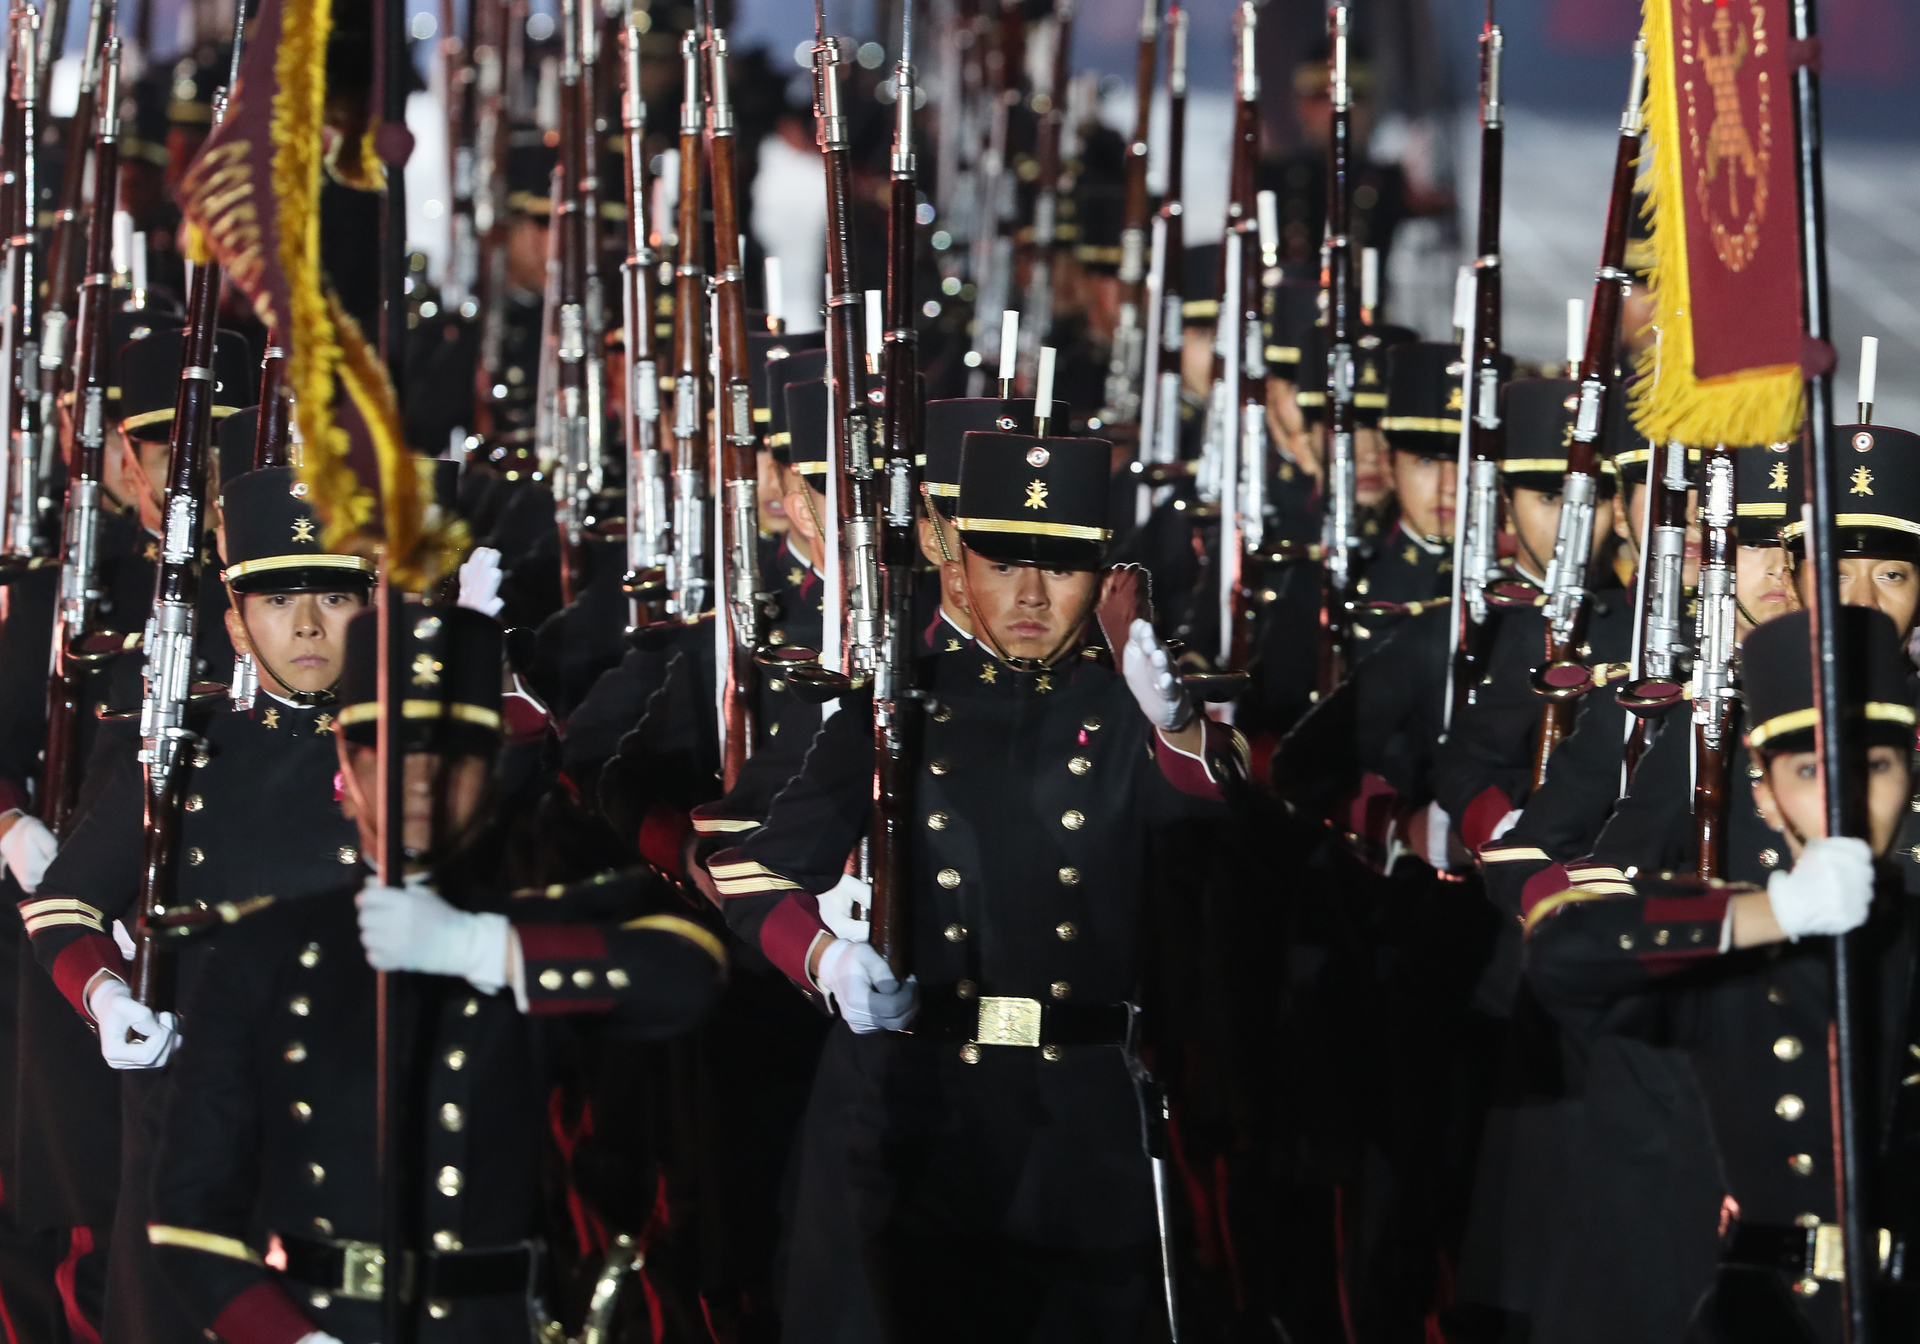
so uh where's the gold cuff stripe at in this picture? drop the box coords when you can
[20,897,104,920]
[691,817,760,834]
[1380,416,1462,435]
[1748,702,1916,750]
[1523,887,1614,933]
[620,914,728,969]
[146,1226,263,1264]
[25,911,107,935]
[1479,846,1550,864]
[223,554,376,581]
[121,406,243,431]
[1782,514,1920,541]
[1265,345,1301,363]
[335,701,504,730]
[956,518,1114,543]
[924,481,960,497]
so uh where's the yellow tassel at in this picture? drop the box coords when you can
[1630,0,1803,447]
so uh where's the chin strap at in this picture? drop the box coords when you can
[954,550,1095,673]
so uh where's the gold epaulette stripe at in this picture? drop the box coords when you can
[619,914,728,969]
[1522,886,1615,933]
[147,1225,263,1264]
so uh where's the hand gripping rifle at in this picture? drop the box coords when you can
[42,32,119,836]
[1529,38,1646,787]
[870,5,921,981]
[0,6,50,566]
[1134,2,1185,527]
[619,3,668,627]
[1101,0,1157,429]
[1447,19,1504,726]
[131,18,244,1007]
[1015,0,1071,387]
[705,23,764,789]
[667,26,709,621]
[552,0,593,604]
[1318,4,1359,695]
[812,9,879,676]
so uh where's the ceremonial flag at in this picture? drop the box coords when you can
[1632,0,1807,447]
[174,0,455,587]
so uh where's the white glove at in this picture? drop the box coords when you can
[1766,836,1875,940]
[89,977,180,1069]
[357,879,510,994]
[819,872,872,944]
[815,937,917,1033]
[457,546,505,617]
[1122,619,1193,732]
[0,811,56,892]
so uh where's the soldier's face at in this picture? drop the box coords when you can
[229,590,366,697]
[1753,743,1910,860]
[757,449,790,535]
[1812,557,1920,642]
[1735,543,1797,639]
[338,745,493,868]
[946,552,1102,661]
[507,217,550,292]
[1353,426,1390,508]
[1181,326,1215,399]
[1505,486,1618,579]
[1389,449,1456,542]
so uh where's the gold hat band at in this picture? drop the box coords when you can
[956,517,1113,543]
[336,701,504,730]
[223,554,376,581]
[1748,702,1915,751]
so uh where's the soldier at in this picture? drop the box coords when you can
[1524,605,1920,1342]
[706,429,1242,1340]
[144,602,725,1343]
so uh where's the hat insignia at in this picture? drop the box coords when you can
[1445,385,1463,410]
[1024,479,1049,510]
[1361,364,1379,386]
[290,481,309,497]
[1854,431,1874,451]
[1850,465,1874,497]
[996,417,1017,430]
[1027,447,1050,467]
[291,516,316,544]
[412,652,443,686]
[1768,462,1789,492]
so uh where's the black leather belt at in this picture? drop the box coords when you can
[913,993,1135,1050]
[276,1232,539,1302]
[1725,1220,1909,1287]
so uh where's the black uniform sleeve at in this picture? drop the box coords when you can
[0,570,55,813]
[1589,714,1696,876]
[1431,605,1548,849]
[1499,683,1632,862]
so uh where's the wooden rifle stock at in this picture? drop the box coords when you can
[1690,442,1737,880]
[1215,2,1261,672]
[253,342,292,468]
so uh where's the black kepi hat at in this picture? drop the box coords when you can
[766,349,829,461]
[955,432,1113,571]
[220,467,376,594]
[117,327,255,442]
[1742,606,1915,753]
[1734,443,1799,544]
[339,604,505,753]
[922,398,1035,519]
[1781,424,1920,559]
[1379,341,1514,454]
[1498,377,1617,497]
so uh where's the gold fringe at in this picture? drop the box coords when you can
[1630,0,1804,447]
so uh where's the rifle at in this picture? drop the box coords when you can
[253,341,293,468]
[0,5,50,566]
[552,0,592,604]
[42,33,120,837]
[1211,2,1261,672]
[1318,3,1358,695]
[668,27,709,621]
[1616,438,1691,768]
[1015,0,1072,387]
[1529,38,1646,787]
[1447,18,1504,726]
[41,0,107,364]
[870,4,920,981]
[1133,2,1185,526]
[131,17,243,1006]
[1690,442,1734,880]
[472,0,512,439]
[441,0,478,313]
[706,22,762,789]
[1100,0,1157,428]
[619,3,668,627]
[811,8,878,676]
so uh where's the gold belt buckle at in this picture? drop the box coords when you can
[974,996,1043,1048]
[1810,1224,1893,1282]
[339,1241,385,1300]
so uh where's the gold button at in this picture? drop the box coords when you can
[445,1049,466,1071]
[540,969,564,990]
[1617,933,1635,950]
[1768,985,1788,1005]
[1058,867,1081,886]
[1068,756,1090,776]
[930,759,950,776]
[1776,1093,1806,1121]
[770,679,786,693]
[310,1292,332,1310]
[957,979,976,999]
[307,1162,325,1186]
[299,943,321,969]
[433,1229,463,1252]
[463,997,480,1016]
[937,868,961,888]
[932,704,953,723]
[1653,928,1670,946]
[959,1043,981,1063]
[1082,716,1102,731]
[607,968,630,989]
[1796,1212,1823,1228]
[289,996,311,1016]
[1761,848,1781,868]
[944,923,967,942]
[186,847,205,865]
[436,1165,463,1196]
[185,794,204,812]
[291,1100,312,1122]
[1788,1153,1814,1176]
[428,1299,452,1320]
[313,1217,333,1236]
[1794,1278,1821,1297]
[337,847,358,864]
[284,1042,307,1063]
[1774,1035,1803,1061]
[572,969,596,989]
[1060,810,1084,831]
[1050,981,1070,999]
[1056,921,1078,941]
[440,1103,464,1132]
[926,811,949,831]
[770,629,786,645]
[1042,1045,1062,1061]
